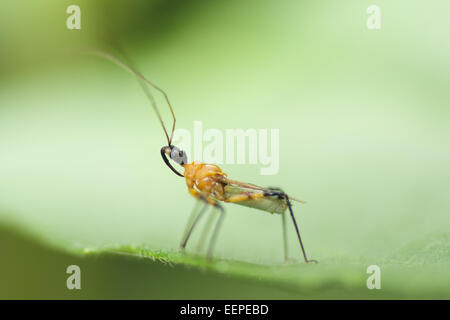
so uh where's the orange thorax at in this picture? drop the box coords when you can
[182,162,227,199]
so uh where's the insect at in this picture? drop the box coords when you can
[91,51,317,263]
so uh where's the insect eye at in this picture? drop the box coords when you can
[179,151,183,157]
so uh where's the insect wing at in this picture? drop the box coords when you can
[223,185,287,214]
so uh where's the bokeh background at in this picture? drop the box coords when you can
[0,0,449,299]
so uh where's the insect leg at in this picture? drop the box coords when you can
[281,211,289,262]
[284,194,318,264]
[196,206,217,253]
[206,203,225,261]
[262,189,316,263]
[180,201,208,250]
[179,200,201,249]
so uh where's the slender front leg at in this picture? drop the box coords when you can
[206,203,225,261]
[183,186,221,254]
[196,206,217,253]
[180,200,201,249]
[180,202,208,250]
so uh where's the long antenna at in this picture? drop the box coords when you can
[88,50,176,145]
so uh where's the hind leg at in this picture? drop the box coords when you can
[264,190,317,264]
[281,211,289,263]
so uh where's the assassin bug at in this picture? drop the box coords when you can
[91,51,317,263]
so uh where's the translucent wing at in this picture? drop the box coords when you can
[222,184,287,215]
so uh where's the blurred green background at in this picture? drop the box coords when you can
[0,0,449,299]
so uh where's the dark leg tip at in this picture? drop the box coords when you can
[305,259,319,264]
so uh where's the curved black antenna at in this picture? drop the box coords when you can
[88,50,176,145]
[161,147,184,177]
